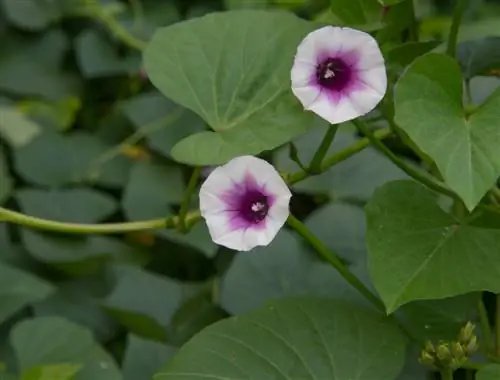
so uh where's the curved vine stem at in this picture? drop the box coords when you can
[0,208,201,235]
[0,129,392,235]
[352,119,459,201]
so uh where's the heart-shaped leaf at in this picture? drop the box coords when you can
[394,53,500,210]
[366,180,500,312]
[144,10,315,165]
[155,297,406,380]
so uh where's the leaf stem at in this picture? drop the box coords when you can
[0,207,201,235]
[478,297,495,355]
[288,127,392,184]
[446,0,468,57]
[286,214,385,312]
[178,167,202,232]
[352,118,459,201]
[88,2,147,51]
[308,125,338,173]
[440,368,453,380]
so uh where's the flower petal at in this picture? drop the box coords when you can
[200,155,291,252]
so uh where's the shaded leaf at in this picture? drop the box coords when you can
[457,37,500,79]
[16,188,118,224]
[10,317,122,380]
[220,229,371,315]
[120,92,205,159]
[21,230,150,275]
[0,262,54,324]
[75,29,140,78]
[14,131,132,188]
[123,335,176,380]
[103,265,197,342]
[0,149,13,205]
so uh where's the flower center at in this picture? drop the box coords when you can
[316,58,352,91]
[240,192,269,223]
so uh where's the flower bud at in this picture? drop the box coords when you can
[436,343,451,362]
[465,335,479,354]
[419,351,436,369]
[458,322,475,344]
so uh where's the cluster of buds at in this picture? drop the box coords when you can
[419,322,479,371]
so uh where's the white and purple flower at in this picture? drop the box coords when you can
[291,26,387,124]
[199,156,291,252]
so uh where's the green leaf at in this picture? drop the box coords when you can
[16,188,117,223]
[330,0,381,26]
[75,29,140,78]
[122,161,183,221]
[169,291,228,346]
[21,230,150,275]
[220,229,371,315]
[0,262,54,324]
[0,30,80,100]
[102,265,192,342]
[477,364,500,380]
[386,41,442,68]
[117,0,180,41]
[394,53,500,210]
[122,161,217,257]
[1,0,61,30]
[144,10,316,165]
[21,364,82,380]
[156,297,406,380]
[276,126,407,201]
[366,180,500,312]
[10,317,122,380]
[33,275,119,342]
[120,92,205,160]
[123,335,176,380]
[0,106,42,148]
[399,294,479,341]
[457,37,500,79]
[304,203,369,266]
[0,149,13,205]
[14,131,132,188]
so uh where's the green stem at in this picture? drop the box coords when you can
[0,128,392,236]
[478,297,495,355]
[352,119,458,201]
[496,294,500,357]
[0,207,200,235]
[446,0,468,57]
[91,6,147,51]
[308,125,338,173]
[178,167,202,232]
[440,368,453,380]
[286,214,385,312]
[288,127,392,184]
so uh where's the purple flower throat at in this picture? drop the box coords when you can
[240,191,269,223]
[316,58,352,91]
